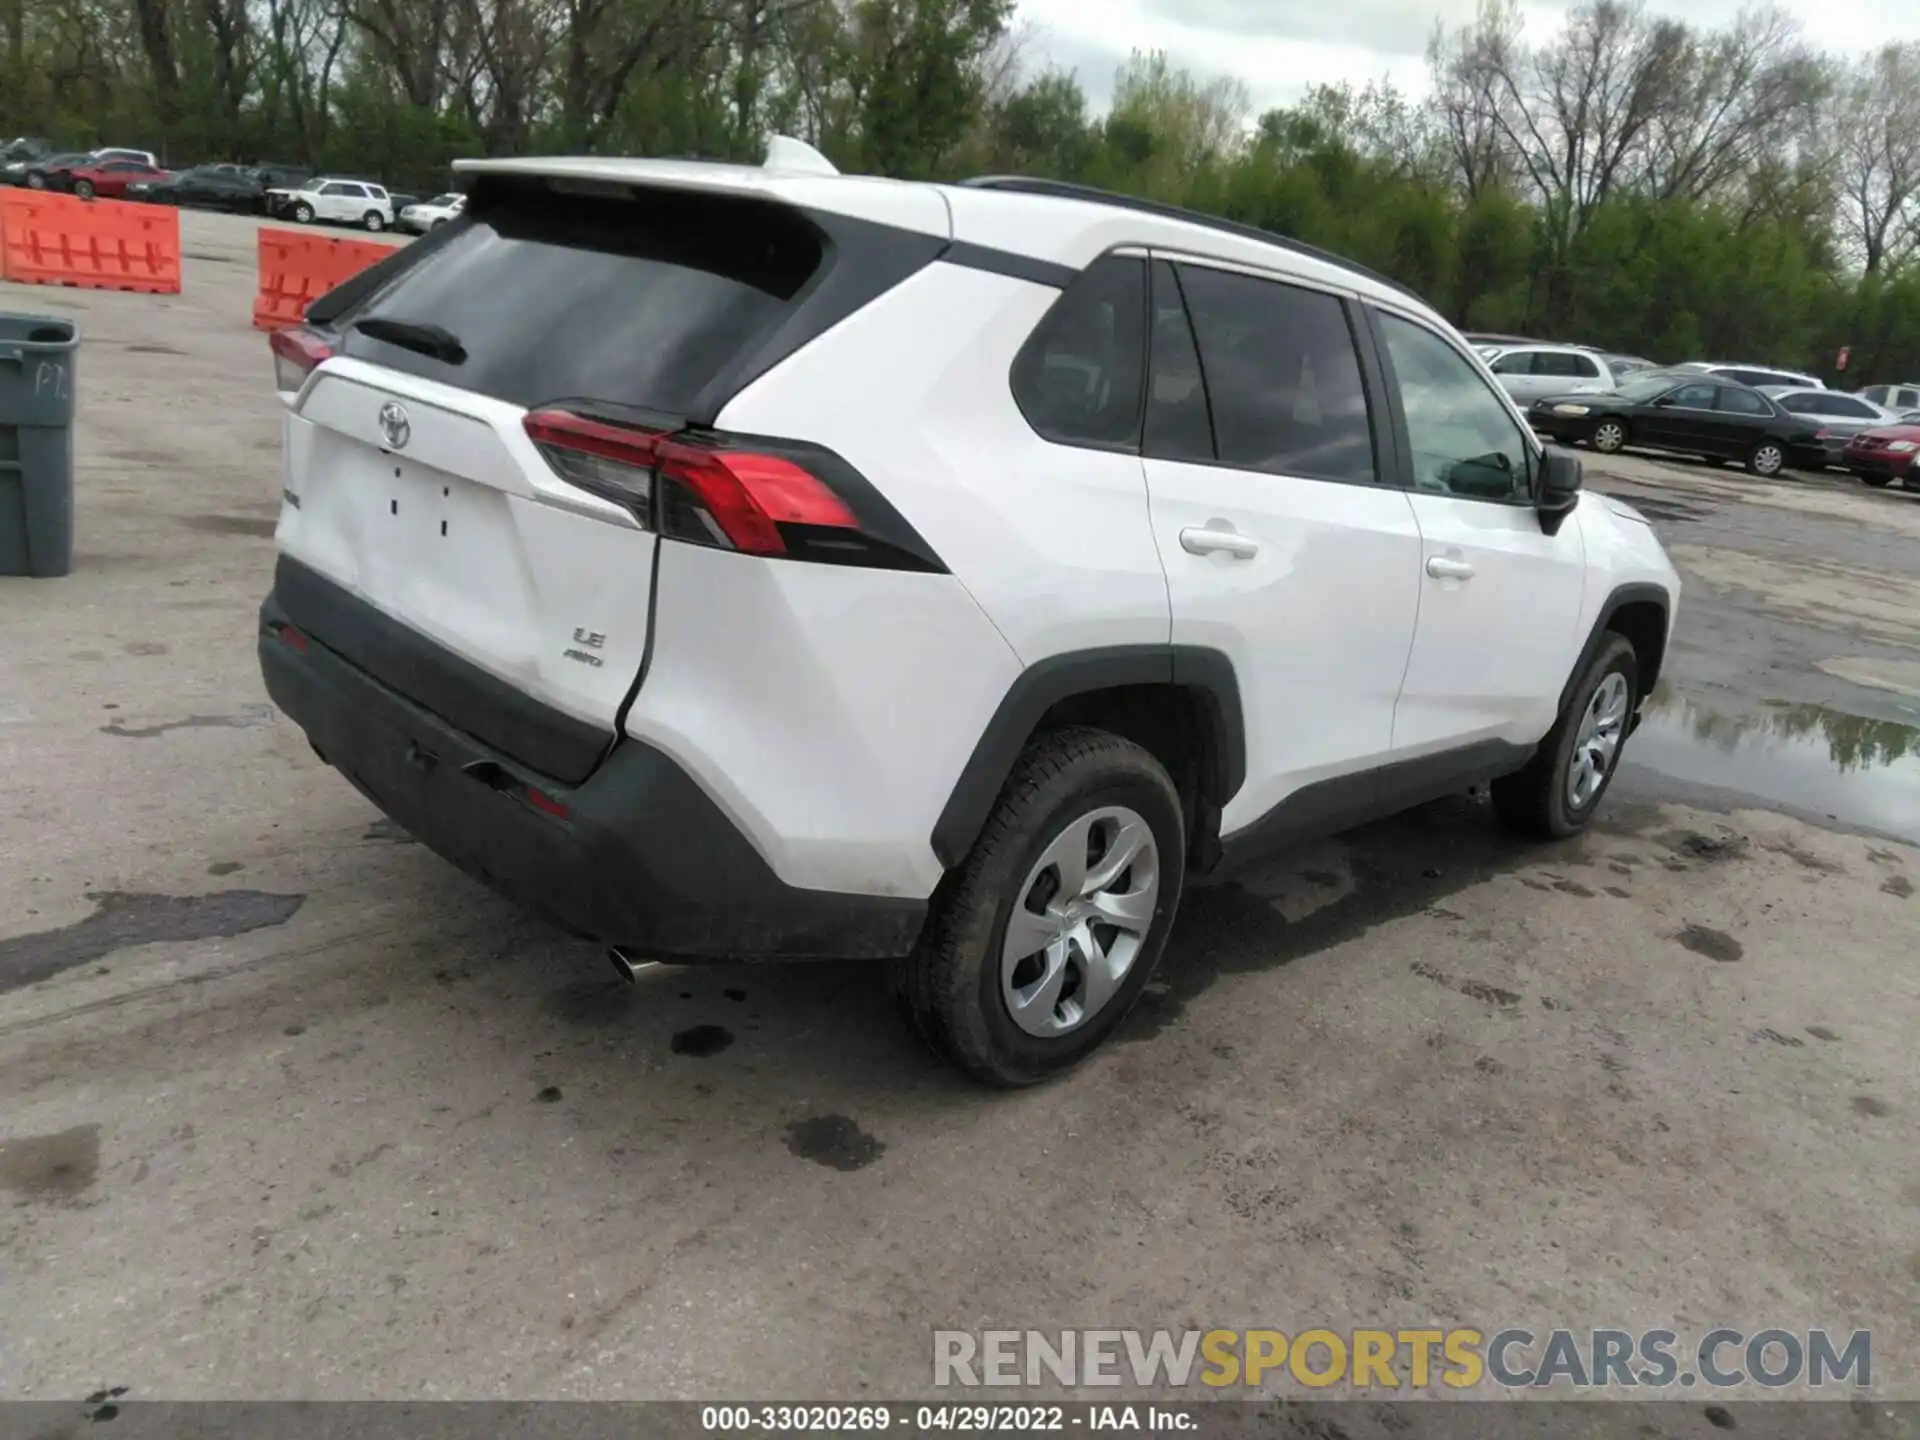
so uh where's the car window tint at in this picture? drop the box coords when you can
[1573,353,1601,378]
[1822,396,1877,418]
[1377,311,1528,502]
[1142,260,1213,464]
[1669,383,1718,408]
[1896,388,1919,409]
[1490,351,1534,375]
[1716,388,1770,416]
[318,182,345,195]
[339,183,830,414]
[1009,254,1147,451]
[1175,264,1375,484]
[1534,351,1581,377]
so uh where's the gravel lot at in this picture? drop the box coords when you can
[2,210,1916,1408]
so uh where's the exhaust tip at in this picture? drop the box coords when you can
[606,945,655,984]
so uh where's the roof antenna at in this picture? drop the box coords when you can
[763,135,839,176]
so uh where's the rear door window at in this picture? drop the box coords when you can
[1490,351,1536,375]
[1174,263,1376,484]
[1010,254,1147,450]
[337,184,830,416]
[1715,388,1771,416]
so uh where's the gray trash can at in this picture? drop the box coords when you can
[0,312,79,577]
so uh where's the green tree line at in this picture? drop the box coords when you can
[3,0,1917,382]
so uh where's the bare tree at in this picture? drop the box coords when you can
[1462,0,1688,242]
[1826,41,1920,273]
[1635,5,1823,203]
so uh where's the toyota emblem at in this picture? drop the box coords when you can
[378,401,411,450]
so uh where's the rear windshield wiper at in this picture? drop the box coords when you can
[352,316,467,365]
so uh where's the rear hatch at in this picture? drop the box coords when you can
[274,173,939,783]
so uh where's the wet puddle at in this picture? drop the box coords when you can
[1627,693,1920,843]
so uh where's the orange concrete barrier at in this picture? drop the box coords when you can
[0,190,181,294]
[252,228,397,330]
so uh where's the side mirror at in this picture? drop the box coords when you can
[1537,447,1582,535]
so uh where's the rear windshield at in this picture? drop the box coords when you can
[337,182,825,414]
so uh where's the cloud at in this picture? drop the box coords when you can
[1019,0,1920,112]
[1137,0,1464,58]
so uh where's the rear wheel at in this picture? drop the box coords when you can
[1591,418,1628,454]
[898,727,1185,1087]
[1860,472,1893,488]
[363,210,385,232]
[73,179,94,200]
[293,202,314,224]
[1494,634,1638,840]
[1747,440,1786,476]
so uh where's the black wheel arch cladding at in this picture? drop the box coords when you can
[930,645,1246,870]
[1560,582,1670,717]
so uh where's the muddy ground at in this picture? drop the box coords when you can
[2,211,1916,1410]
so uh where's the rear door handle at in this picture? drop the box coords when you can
[1180,527,1259,559]
[1426,556,1476,580]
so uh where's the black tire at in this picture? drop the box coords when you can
[25,172,45,190]
[1591,418,1628,454]
[1860,472,1893,488]
[74,179,94,200]
[363,210,385,232]
[1747,440,1786,477]
[293,202,314,224]
[897,726,1186,1087]
[1493,634,1639,840]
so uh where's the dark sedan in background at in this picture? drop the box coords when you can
[129,165,265,211]
[1526,370,1824,476]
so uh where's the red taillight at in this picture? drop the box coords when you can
[270,327,332,393]
[523,408,856,558]
[1814,428,1832,440]
[274,622,309,652]
[524,786,570,821]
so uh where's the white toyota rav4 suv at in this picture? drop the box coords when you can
[259,143,1680,1086]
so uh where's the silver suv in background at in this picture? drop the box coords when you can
[1858,383,1920,414]
[1485,345,1618,404]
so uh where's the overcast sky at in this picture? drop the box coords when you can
[1017,0,1920,114]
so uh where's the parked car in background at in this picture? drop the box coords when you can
[276,177,396,230]
[398,193,464,232]
[1484,344,1618,404]
[1678,361,1824,391]
[1759,387,1900,467]
[55,158,171,200]
[1526,370,1822,475]
[10,151,91,189]
[1,136,50,165]
[131,165,264,212]
[1462,331,1548,348]
[1602,354,1656,374]
[1843,423,1920,490]
[91,147,159,167]
[1857,382,1920,414]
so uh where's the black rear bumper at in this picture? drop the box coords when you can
[259,567,927,961]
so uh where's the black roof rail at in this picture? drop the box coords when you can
[958,175,1425,305]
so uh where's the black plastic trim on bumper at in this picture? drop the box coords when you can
[259,595,929,962]
[271,556,611,786]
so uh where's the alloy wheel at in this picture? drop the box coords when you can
[1567,671,1630,809]
[1001,806,1160,1038]
[1593,421,1626,453]
[1752,443,1784,476]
